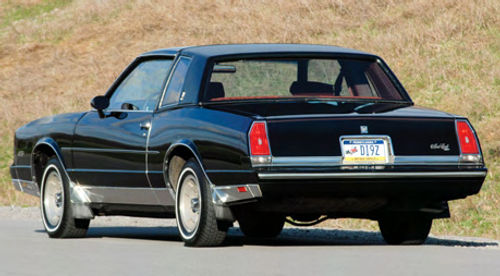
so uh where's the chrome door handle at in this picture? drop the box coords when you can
[140,121,151,130]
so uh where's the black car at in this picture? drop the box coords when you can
[10,44,487,246]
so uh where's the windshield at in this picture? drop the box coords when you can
[204,57,404,102]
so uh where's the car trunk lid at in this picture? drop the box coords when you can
[206,101,459,157]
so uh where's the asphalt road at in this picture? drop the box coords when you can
[0,207,499,276]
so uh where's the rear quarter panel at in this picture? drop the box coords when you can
[13,112,85,180]
[148,106,255,187]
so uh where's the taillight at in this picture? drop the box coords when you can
[249,122,270,156]
[456,120,479,154]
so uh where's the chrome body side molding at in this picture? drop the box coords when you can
[61,147,160,155]
[258,171,487,180]
[79,186,175,206]
[66,168,162,174]
[10,165,32,169]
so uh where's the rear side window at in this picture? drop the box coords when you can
[108,59,173,111]
[162,56,192,106]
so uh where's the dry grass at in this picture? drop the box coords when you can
[0,0,498,237]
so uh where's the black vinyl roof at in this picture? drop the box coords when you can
[140,44,374,58]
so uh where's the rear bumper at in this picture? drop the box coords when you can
[230,168,485,218]
[211,168,486,207]
[257,171,485,200]
[258,171,486,180]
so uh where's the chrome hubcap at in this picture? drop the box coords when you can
[178,172,201,235]
[43,170,64,229]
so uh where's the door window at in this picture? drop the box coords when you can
[108,59,173,111]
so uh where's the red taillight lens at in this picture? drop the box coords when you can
[249,122,270,156]
[456,120,479,154]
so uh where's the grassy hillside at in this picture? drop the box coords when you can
[0,0,498,238]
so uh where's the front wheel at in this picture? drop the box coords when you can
[175,159,227,247]
[40,158,89,238]
[378,215,432,245]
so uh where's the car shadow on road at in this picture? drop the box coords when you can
[62,226,499,248]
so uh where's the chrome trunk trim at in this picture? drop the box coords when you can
[253,155,479,167]
[394,155,460,165]
[270,156,341,167]
[258,171,487,180]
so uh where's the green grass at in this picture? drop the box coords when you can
[1,0,74,44]
[1,0,71,28]
[0,134,13,205]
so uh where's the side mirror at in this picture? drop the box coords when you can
[90,96,109,118]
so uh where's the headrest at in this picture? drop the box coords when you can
[289,81,333,96]
[206,82,225,100]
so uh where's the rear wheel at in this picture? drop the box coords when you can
[378,215,432,245]
[40,158,89,238]
[238,212,285,238]
[175,159,227,247]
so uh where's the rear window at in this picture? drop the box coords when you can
[205,58,403,102]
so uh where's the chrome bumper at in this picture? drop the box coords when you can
[12,178,94,219]
[212,184,262,205]
[211,184,262,222]
[12,179,40,197]
[258,171,487,180]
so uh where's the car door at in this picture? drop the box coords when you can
[147,56,193,204]
[70,57,174,201]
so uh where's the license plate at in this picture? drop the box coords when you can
[341,138,389,164]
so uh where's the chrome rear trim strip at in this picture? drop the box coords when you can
[258,171,487,180]
[394,155,460,164]
[271,156,342,167]
[254,155,476,167]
